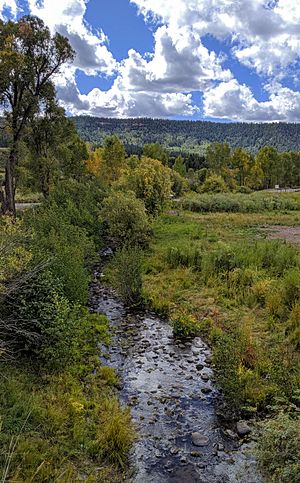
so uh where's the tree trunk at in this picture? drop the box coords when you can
[1,143,17,217]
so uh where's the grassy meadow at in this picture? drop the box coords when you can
[142,191,300,479]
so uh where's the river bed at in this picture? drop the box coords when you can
[89,262,263,483]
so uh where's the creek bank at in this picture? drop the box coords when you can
[89,257,263,483]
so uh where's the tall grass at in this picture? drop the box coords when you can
[181,192,300,213]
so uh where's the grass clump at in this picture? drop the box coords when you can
[257,413,300,483]
[93,397,135,467]
[0,361,133,482]
[111,246,144,307]
[173,313,201,338]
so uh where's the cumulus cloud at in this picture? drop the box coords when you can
[55,66,198,117]
[131,0,300,76]
[8,0,300,120]
[203,79,300,122]
[28,0,117,75]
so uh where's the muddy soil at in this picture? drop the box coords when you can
[262,225,300,246]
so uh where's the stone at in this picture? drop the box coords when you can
[192,432,209,447]
[201,373,210,382]
[201,387,212,394]
[170,447,179,455]
[196,363,204,371]
[236,421,252,437]
[225,429,238,440]
[190,451,201,457]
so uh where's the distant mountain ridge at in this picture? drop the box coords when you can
[72,116,300,154]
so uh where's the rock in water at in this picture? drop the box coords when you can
[191,432,209,447]
[236,421,252,437]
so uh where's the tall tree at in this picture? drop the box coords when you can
[231,147,252,186]
[0,15,74,215]
[256,146,282,189]
[24,103,88,197]
[173,155,187,177]
[102,135,126,183]
[206,143,231,174]
[143,143,169,165]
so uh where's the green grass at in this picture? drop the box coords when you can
[181,191,300,213]
[0,361,134,482]
[143,209,300,412]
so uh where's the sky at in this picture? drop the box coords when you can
[1,0,300,122]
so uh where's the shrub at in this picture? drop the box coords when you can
[172,313,200,338]
[25,202,95,304]
[257,413,300,483]
[111,246,143,306]
[166,246,202,270]
[200,174,228,193]
[93,397,135,467]
[101,191,151,248]
[2,269,109,370]
[127,157,172,215]
[46,178,105,240]
[181,192,300,213]
[171,171,188,197]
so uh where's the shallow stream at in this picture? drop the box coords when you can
[90,260,263,483]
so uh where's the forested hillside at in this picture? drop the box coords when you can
[73,116,300,154]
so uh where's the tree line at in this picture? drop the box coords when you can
[73,116,300,154]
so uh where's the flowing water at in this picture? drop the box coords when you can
[89,259,263,483]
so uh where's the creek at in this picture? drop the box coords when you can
[89,257,263,483]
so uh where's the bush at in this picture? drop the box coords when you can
[28,205,95,304]
[172,313,200,338]
[200,174,228,193]
[171,171,188,197]
[2,269,110,370]
[127,157,172,215]
[182,192,300,213]
[111,246,143,306]
[257,413,300,483]
[46,178,105,240]
[101,191,151,248]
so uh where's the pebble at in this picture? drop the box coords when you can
[201,387,212,394]
[192,432,210,447]
[201,373,210,382]
[236,421,252,437]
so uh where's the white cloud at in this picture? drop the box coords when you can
[11,0,300,120]
[203,79,300,122]
[131,0,300,77]
[0,0,17,19]
[28,0,117,75]
[55,66,198,117]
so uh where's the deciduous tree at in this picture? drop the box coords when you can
[0,15,74,215]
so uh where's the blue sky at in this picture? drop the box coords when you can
[1,0,300,121]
